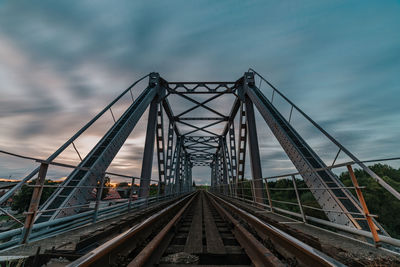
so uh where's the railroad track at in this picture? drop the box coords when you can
[67,190,345,267]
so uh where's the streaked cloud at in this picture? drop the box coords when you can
[0,1,399,184]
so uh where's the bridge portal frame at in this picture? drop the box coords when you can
[13,70,400,246]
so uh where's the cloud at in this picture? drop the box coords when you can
[0,1,399,185]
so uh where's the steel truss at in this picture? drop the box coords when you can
[32,70,397,239]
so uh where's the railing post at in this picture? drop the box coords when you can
[157,182,161,203]
[93,174,106,223]
[251,179,256,204]
[292,175,306,222]
[347,164,380,246]
[264,178,274,212]
[20,162,48,244]
[128,177,136,210]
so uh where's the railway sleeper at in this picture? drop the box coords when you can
[208,193,345,267]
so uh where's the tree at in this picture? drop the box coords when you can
[339,164,400,238]
[117,182,129,187]
[149,184,158,196]
[240,164,400,238]
[11,179,58,213]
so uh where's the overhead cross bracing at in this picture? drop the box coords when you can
[8,69,400,247]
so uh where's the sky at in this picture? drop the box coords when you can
[0,1,399,185]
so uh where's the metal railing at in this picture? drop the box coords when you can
[0,74,193,249]
[248,68,400,202]
[0,150,192,250]
[210,156,400,249]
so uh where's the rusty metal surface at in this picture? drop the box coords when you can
[67,193,195,267]
[128,193,196,266]
[209,192,345,267]
[207,193,284,267]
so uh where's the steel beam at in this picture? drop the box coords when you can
[139,97,159,198]
[155,103,166,195]
[236,103,247,199]
[165,122,174,194]
[174,137,183,194]
[167,81,236,93]
[0,75,150,207]
[244,95,265,205]
[222,137,233,196]
[161,99,181,137]
[21,163,48,243]
[244,72,383,232]
[228,123,238,196]
[36,74,160,222]
[220,138,229,195]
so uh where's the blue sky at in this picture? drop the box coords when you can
[0,1,399,184]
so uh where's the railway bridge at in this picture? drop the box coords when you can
[0,70,399,266]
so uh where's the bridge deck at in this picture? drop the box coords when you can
[1,191,398,266]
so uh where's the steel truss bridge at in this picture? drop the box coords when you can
[0,69,400,266]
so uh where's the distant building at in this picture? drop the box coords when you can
[0,181,17,206]
[104,188,121,200]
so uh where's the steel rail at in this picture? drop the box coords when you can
[67,192,196,267]
[0,194,184,250]
[206,192,285,266]
[209,192,345,267]
[216,193,400,248]
[127,192,196,266]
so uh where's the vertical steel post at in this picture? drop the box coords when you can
[251,179,256,204]
[139,98,158,198]
[220,138,229,195]
[186,154,189,192]
[155,103,166,197]
[215,155,220,193]
[264,178,274,212]
[222,137,233,196]
[21,162,48,244]
[183,154,187,192]
[237,103,247,199]
[128,177,136,210]
[165,122,174,195]
[244,95,265,205]
[229,123,238,197]
[292,175,306,222]
[174,137,183,194]
[93,174,106,223]
[178,149,184,194]
[217,152,223,194]
[347,165,380,246]
[211,156,216,191]
[210,163,214,190]
[170,136,181,195]
[189,162,193,192]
